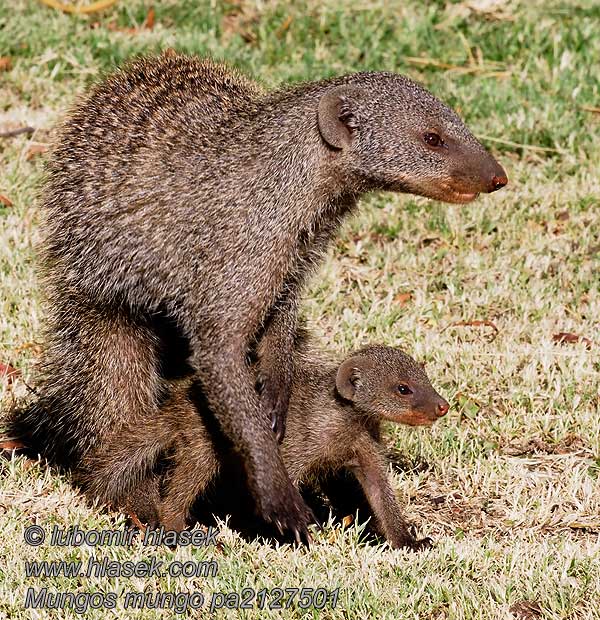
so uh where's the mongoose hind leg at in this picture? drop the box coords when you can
[159,455,219,533]
[67,308,171,509]
[125,476,161,530]
[156,385,221,532]
[78,410,177,514]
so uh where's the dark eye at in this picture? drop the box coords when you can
[424,132,443,147]
[397,384,413,395]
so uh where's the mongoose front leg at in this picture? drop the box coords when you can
[255,294,299,443]
[192,340,314,544]
[350,441,432,551]
[258,220,342,444]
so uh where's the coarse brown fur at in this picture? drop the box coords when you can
[121,336,449,550]
[8,52,504,542]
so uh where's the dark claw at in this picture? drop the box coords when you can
[271,410,286,443]
[311,514,323,532]
[304,526,314,547]
[294,507,317,548]
[292,525,312,548]
[293,527,302,546]
[256,474,315,548]
[302,529,312,548]
[306,506,319,529]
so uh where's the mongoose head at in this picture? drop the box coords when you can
[335,346,449,426]
[317,73,507,203]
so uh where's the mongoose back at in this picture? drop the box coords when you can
[9,52,505,542]
[126,338,449,550]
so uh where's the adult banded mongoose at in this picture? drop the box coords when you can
[8,53,505,543]
[125,338,449,550]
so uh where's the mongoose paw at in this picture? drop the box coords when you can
[124,479,162,532]
[390,533,433,551]
[258,481,315,547]
[409,536,434,551]
[158,509,188,534]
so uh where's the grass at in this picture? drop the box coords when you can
[1,0,599,618]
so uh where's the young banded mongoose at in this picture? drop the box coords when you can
[128,342,449,550]
[8,53,505,543]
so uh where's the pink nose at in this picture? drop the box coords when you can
[437,401,449,417]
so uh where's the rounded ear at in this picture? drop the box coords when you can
[317,85,363,149]
[335,355,373,401]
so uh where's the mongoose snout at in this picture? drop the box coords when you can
[477,154,508,194]
[406,397,451,426]
[490,173,508,192]
[424,146,507,203]
[436,400,450,416]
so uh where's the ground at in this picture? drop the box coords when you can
[0,1,599,618]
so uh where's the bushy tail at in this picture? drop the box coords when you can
[3,394,80,469]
